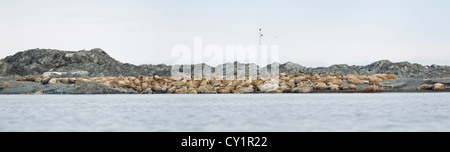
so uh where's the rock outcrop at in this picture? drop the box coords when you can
[1,48,449,79]
[4,73,402,94]
[297,60,450,79]
[0,48,171,77]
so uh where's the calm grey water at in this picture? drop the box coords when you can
[0,93,449,132]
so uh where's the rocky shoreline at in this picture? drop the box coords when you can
[2,48,450,79]
[0,73,448,94]
[0,48,449,94]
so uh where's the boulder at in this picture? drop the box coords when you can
[74,82,136,94]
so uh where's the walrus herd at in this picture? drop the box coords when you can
[12,73,447,94]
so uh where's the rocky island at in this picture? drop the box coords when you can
[0,48,449,94]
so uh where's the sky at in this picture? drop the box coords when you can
[0,0,450,67]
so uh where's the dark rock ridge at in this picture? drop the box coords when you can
[0,48,171,77]
[1,48,449,78]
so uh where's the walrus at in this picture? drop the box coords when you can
[60,78,69,84]
[35,78,43,83]
[175,88,188,94]
[330,84,340,91]
[433,83,447,91]
[1,82,10,89]
[386,74,399,80]
[364,85,382,92]
[315,82,328,90]
[349,84,358,90]
[417,84,433,90]
[48,78,58,85]
[348,78,364,85]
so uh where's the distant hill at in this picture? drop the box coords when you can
[0,48,449,78]
[0,48,172,77]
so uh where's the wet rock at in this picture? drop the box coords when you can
[142,88,153,94]
[73,82,137,94]
[155,90,167,94]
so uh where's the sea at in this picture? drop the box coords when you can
[0,93,449,132]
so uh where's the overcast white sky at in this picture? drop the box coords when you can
[1,0,449,67]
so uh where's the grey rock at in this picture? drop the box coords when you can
[142,88,153,94]
[380,79,407,89]
[380,78,425,91]
[70,82,137,94]
[1,49,449,79]
[0,48,172,77]
[0,78,138,94]
[430,78,450,85]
